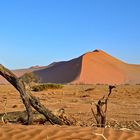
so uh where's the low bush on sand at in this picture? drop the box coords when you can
[32,83,63,91]
[20,72,38,84]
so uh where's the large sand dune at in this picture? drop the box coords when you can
[33,50,140,84]
[1,50,140,84]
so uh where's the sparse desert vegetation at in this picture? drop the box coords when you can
[20,72,38,84]
[0,84,140,131]
[32,83,63,92]
[0,83,140,139]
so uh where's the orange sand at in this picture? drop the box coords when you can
[0,124,140,140]
[0,84,140,140]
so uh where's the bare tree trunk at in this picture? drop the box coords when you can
[0,64,64,125]
[28,95,64,124]
[0,64,33,124]
[91,85,116,127]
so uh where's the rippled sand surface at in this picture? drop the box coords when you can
[0,124,140,140]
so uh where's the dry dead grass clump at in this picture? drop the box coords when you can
[32,83,63,92]
[20,72,38,84]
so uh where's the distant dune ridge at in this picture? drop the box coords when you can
[0,66,46,84]
[0,50,140,84]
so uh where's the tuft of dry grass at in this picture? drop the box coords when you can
[32,83,63,92]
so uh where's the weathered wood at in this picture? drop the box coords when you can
[28,95,64,125]
[0,109,75,125]
[91,85,116,127]
[0,64,64,125]
[0,64,33,124]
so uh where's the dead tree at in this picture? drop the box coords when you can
[91,85,116,127]
[0,64,64,125]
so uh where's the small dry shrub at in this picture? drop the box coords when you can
[20,72,38,83]
[32,83,63,92]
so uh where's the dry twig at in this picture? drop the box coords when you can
[134,121,140,127]
[91,85,116,127]
[1,99,7,124]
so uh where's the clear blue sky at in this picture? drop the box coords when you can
[0,0,140,69]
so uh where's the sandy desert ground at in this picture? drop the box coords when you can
[0,84,140,139]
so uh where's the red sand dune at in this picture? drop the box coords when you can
[33,50,140,84]
[1,50,140,84]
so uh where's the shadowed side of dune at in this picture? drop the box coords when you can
[33,56,83,83]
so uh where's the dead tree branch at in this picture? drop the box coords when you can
[91,85,116,127]
[0,64,33,124]
[0,64,64,125]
